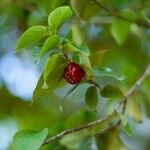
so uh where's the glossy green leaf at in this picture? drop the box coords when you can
[48,6,73,31]
[100,84,123,99]
[90,50,107,66]
[39,35,61,58]
[12,128,49,150]
[92,67,125,81]
[15,25,48,51]
[44,53,65,82]
[85,86,98,111]
[120,114,134,136]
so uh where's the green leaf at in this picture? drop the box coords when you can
[79,52,92,77]
[48,6,73,31]
[79,52,91,68]
[15,25,48,51]
[63,84,79,100]
[46,64,66,89]
[12,128,49,150]
[92,67,125,81]
[90,50,107,66]
[85,86,98,111]
[100,84,123,99]
[44,53,65,82]
[32,73,49,102]
[39,35,61,58]
[120,115,134,136]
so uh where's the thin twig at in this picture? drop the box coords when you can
[43,64,150,145]
[91,0,150,28]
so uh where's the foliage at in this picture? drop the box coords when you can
[0,0,150,149]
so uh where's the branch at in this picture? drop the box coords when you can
[96,64,150,135]
[43,110,116,145]
[43,64,150,145]
[91,0,150,28]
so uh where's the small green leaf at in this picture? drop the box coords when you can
[85,86,98,111]
[44,53,65,82]
[90,50,107,66]
[92,67,125,81]
[48,6,73,31]
[12,128,49,150]
[100,84,123,99]
[15,25,48,51]
[120,115,134,136]
[39,35,61,58]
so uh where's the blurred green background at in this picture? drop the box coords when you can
[0,0,150,149]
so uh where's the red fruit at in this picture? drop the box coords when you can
[63,62,85,84]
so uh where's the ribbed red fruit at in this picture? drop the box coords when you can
[63,62,85,84]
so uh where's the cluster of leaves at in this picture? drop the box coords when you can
[12,3,143,149]
[15,6,125,111]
